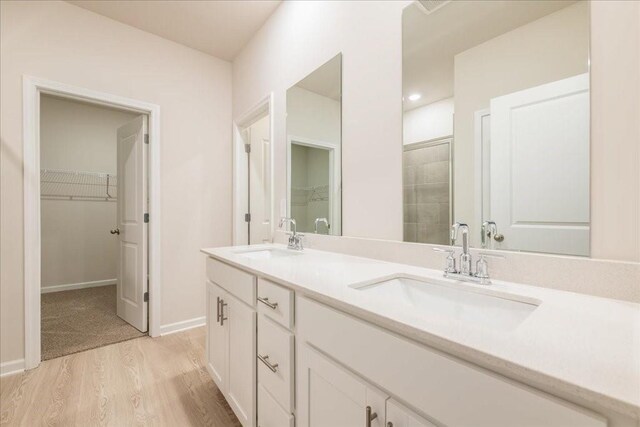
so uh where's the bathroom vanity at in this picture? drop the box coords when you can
[202,244,640,427]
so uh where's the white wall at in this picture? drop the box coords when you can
[403,98,454,145]
[234,0,640,262]
[287,86,341,146]
[0,1,232,365]
[452,2,589,243]
[233,0,408,241]
[40,96,137,289]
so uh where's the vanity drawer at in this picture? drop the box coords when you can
[258,383,294,427]
[206,257,256,306]
[258,315,294,412]
[257,278,294,329]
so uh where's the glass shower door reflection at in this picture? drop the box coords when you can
[403,138,452,245]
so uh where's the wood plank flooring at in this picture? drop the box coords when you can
[0,327,241,427]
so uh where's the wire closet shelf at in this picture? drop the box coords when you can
[40,169,117,201]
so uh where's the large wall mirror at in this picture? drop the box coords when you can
[287,53,342,236]
[403,1,590,256]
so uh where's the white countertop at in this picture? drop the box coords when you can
[201,244,640,419]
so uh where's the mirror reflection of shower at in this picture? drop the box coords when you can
[402,137,453,245]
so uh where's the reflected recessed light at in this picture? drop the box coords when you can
[408,93,422,101]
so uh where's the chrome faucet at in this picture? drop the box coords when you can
[450,222,471,275]
[314,217,329,234]
[279,217,304,251]
[433,223,504,285]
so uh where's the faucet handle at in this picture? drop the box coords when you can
[474,252,504,284]
[432,247,457,274]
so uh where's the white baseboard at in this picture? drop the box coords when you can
[41,279,116,294]
[160,316,206,336]
[1,359,25,377]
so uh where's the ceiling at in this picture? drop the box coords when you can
[403,0,577,111]
[295,55,342,102]
[66,0,281,61]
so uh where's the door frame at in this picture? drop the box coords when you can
[23,76,162,369]
[286,135,341,235]
[474,108,491,228]
[232,93,275,245]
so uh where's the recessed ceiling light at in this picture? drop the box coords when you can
[408,93,422,101]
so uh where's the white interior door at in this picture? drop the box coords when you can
[116,115,148,332]
[490,73,589,256]
[248,114,272,244]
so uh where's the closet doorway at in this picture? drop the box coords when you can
[23,77,162,370]
[39,95,148,360]
[233,95,274,245]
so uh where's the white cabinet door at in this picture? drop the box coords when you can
[206,281,228,391]
[298,344,386,427]
[227,294,257,427]
[386,399,437,427]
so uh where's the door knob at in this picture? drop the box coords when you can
[110,228,120,235]
[493,233,504,242]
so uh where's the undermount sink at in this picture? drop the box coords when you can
[350,275,539,332]
[235,247,301,260]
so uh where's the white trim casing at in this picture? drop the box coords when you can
[0,359,26,378]
[23,76,162,370]
[160,316,206,336]
[40,279,116,294]
[232,93,275,246]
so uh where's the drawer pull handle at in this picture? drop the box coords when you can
[216,296,221,324]
[220,299,228,326]
[258,354,279,372]
[366,406,378,427]
[257,296,278,310]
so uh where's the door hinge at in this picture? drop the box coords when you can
[144,291,149,302]
[144,213,149,223]
[245,213,251,222]
[244,143,251,153]
[144,134,149,144]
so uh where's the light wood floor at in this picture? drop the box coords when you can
[0,327,241,427]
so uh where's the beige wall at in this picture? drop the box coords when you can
[0,1,232,364]
[590,0,640,262]
[40,96,137,289]
[453,2,589,246]
[233,0,640,262]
